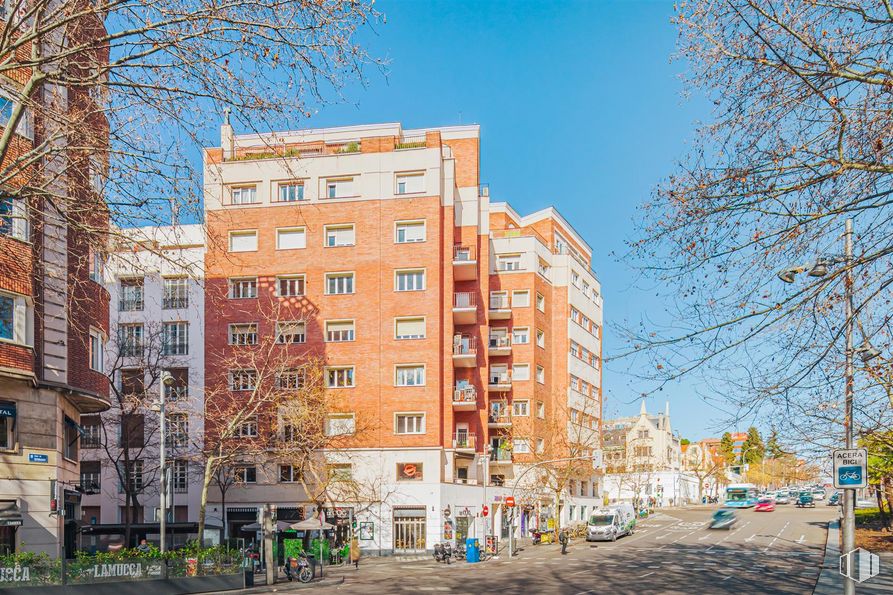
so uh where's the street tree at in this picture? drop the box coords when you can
[741,427,765,464]
[719,433,735,463]
[624,0,893,450]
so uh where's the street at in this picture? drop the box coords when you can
[262,506,835,595]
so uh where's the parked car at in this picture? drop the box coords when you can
[796,492,815,508]
[586,503,637,542]
[774,491,791,505]
[812,489,826,501]
[827,493,840,506]
[755,498,776,512]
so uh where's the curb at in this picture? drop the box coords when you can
[238,575,346,593]
[813,519,840,595]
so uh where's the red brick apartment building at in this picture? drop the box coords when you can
[0,6,111,557]
[202,122,603,553]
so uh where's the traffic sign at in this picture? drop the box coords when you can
[482,505,489,517]
[505,497,515,508]
[833,448,868,489]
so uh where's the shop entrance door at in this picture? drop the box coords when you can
[393,508,426,553]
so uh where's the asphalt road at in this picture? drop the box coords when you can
[234,505,837,595]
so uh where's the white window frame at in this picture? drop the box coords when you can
[512,327,530,345]
[276,321,306,344]
[489,291,509,310]
[323,177,356,199]
[325,413,356,437]
[325,272,355,295]
[89,328,104,372]
[537,401,545,418]
[536,365,545,384]
[279,464,299,483]
[0,291,33,346]
[277,275,305,297]
[324,224,356,247]
[511,290,530,308]
[228,323,258,346]
[536,292,545,312]
[497,254,522,272]
[395,268,426,292]
[228,230,258,253]
[325,319,355,342]
[230,185,258,205]
[536,329,545,348]
[276,227,306,250]
[394,316,426,340]
[0,194,30,241]
[229,369,257,391]
[235,466,257,483]
[162,321,189,355]
[512,400,529,417]
[395,364,426,387]
[395,220,426,244]
[277,181,305,202]
[394,413,426,435]
[512,363,530,381]
[513,439,531,454]
[326,366,355,388]
[395,172,425,195]
[229,277,258,299]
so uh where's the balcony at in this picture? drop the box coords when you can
[488,335,511,356]
[452,336,477,368]
[488,413,512,429]
[453,245,477,281]
[452,386,478,411]
[488,370,512,391]
[453,292,477,325]
[452,432,476,451]
[489,448,513,463]
[488,297,511,320]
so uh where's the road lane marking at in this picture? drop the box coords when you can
[797,535,805,544]
[723,576,733,581]
[638,572,655,578]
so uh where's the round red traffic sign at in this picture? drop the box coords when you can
[482,505,489,517]
[505,497,515,507]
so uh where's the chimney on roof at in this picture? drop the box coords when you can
[221,108,234,160]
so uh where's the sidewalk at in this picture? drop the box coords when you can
[814,520,893,594]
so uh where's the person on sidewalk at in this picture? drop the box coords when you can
[558,528,568,555]
[350,536,361,569]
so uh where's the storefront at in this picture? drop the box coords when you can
[392,507,426,553]
[0,500,23,554]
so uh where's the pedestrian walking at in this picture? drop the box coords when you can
[350,536,361,569]
[558,528,568,555]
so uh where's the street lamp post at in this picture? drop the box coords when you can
[777,219,880,595]
[158,384,168,554]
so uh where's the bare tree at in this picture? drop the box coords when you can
[624,1,893,450]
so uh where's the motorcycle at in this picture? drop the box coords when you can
[530,529,542,545]
[283,553,313,583]
[454,543,466,561]
[433,542,452,564]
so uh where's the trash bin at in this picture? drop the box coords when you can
[465,537,480,563]
[244,569,254,587]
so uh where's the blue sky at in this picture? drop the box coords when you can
[230,1,731,439]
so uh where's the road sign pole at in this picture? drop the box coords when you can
[843,219,855,595]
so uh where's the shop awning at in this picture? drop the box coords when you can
[0,501,23,527]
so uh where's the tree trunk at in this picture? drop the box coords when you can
[197,457,215,547]
[875,483,889,529]
[883,476,893,529]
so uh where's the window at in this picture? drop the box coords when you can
[536,292,545,311]
[119,278,143,311]
[571,409,580,424]
[395,172,424,195]
[512,400,529,417]
[163,368,188,402]
[325,320,355,342]
[325,414,356,437]
[229,323,257,345]
[324,224,355,247]
[511,290,529,308]
[230,186,258,205]
[277,227,306,250]
[234,466,257,483]
[117,460,144,493]
[277,275,305,297]
[237,417,258,438]
[512,327,530,345]
[396,462,424,481]
[89,249,103,282]
[572,271,581,287]
[119,324,143,356]
[277,182,305,202]
[63,417,79,460]
[324,177,355,199]
[280,465,300,483]
[229,277,257,299]
[490,291,509,309]
[512,364,530,381]
[0,292,29,345]
[162,322,188,355]
[513,439,531,454]
[229,230,257,252]
[0,93,33,139]
[395,413,425,435]
[163,277,188,309]
[326,367,355,388]
[537,401,546,419]
[0,194,29,241]
[328,464,352,481]
[166,413,188,447]
[0,402,15,450]
[395,269,425,291]
[119,414,145,448]
[230,369,257,391]
[536,329,545,348]
[276,321,306,344]
[325,272,354,295]
[89,329,104,371]
[537,259,550,278]
[395,365,425,387]
[120,368,144,397]
[395,220,426,243]
[81,416,100,448]
[80,461,101,490]
[536,438,545,454]
[497,254,522,272]
[172,460,188,493]
[536,365,545,384]
[395,317,425,340]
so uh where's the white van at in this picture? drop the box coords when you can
[586,503,637,542]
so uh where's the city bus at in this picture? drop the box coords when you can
[725,483,759,508]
